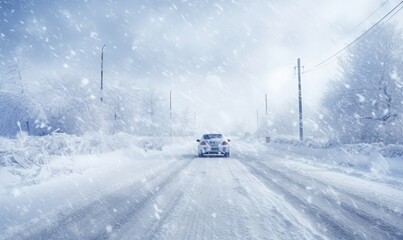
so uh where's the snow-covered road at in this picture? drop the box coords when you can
[1,140,403,240]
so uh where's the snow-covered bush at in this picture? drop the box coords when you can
[271,137,338,149]
[272,136,403,159]
[0,92,48,137]
[0,132,188,168]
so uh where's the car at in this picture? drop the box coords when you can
[197,133,230,157]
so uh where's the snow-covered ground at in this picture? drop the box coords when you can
[1,137,403,239]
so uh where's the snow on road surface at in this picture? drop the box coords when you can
[1,140,403,239]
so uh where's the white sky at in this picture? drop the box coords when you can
[1,0,402,135]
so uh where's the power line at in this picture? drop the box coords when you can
[304,0,403,74]
[310,0,390,64]
[384,4,403,22]
[344,0,390,38]
[305,1,403,73]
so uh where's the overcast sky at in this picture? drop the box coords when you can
[0,0,402,135]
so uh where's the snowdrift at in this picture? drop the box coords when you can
[0,133,191,187]
[270,137,403,179]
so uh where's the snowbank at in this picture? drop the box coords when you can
[0,133,192,187]
[0,133,189,166]
[272,137,403,158]
[268,137,403,179]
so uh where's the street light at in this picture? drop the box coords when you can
[100,44,106,102]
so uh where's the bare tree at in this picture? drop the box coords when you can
[323,23,403,143]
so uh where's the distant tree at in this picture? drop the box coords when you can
[0,92,48,137]
[323,23,403,143]
[0,58,48,137]
[7,57,27,94]
[137,89,169,136]
[175,107,193,136]
[35,76,105,135]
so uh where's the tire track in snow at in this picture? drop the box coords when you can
[13,158,193,240]
[256,160,403,239]
[132,191,185,240]
[238,159,362,240]
[120,157,206,240]
[226,159,326,239]
[146,157,262,240]
[181,159,211,240]
[130,158,213,240]
[224,163,269,239]
[239,158,403,240]
[91,158,193,240]
[269,158,403,218]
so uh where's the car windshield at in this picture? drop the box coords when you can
[203,134,223,139]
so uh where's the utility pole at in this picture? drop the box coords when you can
[100,44,106,102]
[170,90,172,137]
[297,58,304,141]
[265,93,269,136]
